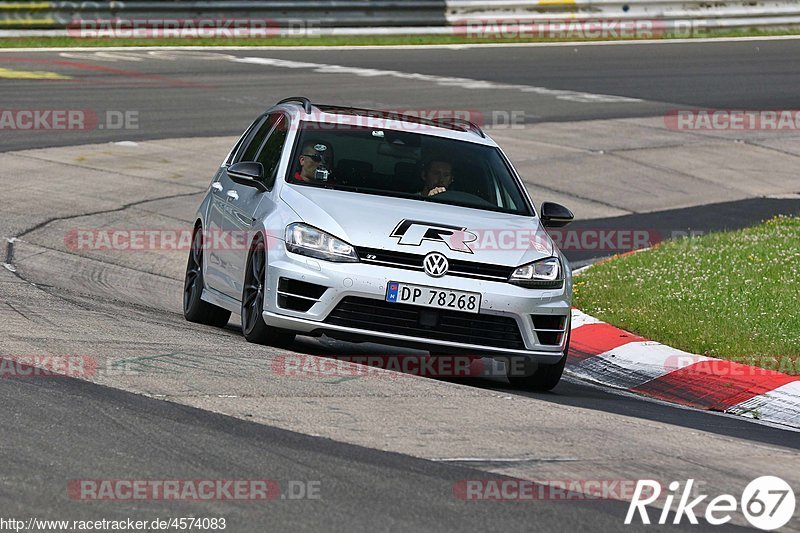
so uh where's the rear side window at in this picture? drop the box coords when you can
[256,115,289,189]
[238,114,279,163]
[225,117,261,165]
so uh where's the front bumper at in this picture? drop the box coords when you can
[263,240,571,362]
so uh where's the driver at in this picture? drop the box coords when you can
[294,141,334,182]
[419,158,453,197]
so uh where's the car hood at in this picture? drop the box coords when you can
[279,185,555,267]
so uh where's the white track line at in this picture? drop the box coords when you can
[228,55,641,103]
[1,34,800,53]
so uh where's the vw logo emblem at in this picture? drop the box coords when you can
[423,252,449,278]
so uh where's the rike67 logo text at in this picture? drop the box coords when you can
[626,477,795,530]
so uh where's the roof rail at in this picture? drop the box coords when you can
[431,117,485,138]
[276,96,313,114]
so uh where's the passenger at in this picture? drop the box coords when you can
[293,141,334,182]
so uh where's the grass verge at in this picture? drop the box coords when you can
[0,28,799,48]
[573,215,800,374]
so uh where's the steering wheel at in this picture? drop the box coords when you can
[426,189,495,207]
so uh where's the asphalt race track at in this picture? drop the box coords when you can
[1,39,799,532]
[3,39,800,151]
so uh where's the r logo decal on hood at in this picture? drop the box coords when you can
[390,219,478,254]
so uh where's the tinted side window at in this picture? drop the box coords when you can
[239,114,278,162]
[226,117,261,165]
[256,115,289,188]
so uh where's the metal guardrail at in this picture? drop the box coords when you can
[0,0,798,32]
[446,0,800,20]
[0,1,448,29]
[445,0,800,35]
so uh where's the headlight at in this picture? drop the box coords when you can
[285,223,359,263]
[509,257,563,289]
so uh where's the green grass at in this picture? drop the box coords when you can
[573,215,800,374]
[1,27,799,48]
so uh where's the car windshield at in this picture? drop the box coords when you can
[286,121,532,216]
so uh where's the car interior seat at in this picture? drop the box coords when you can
[450,161,493,203]
[392,161,423,194]
[335,159,374,187]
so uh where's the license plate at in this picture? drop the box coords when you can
[386,282,481,314]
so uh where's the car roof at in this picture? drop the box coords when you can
[269,97,499,147]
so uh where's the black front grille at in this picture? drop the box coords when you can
[356,247,514,281]
[324,297,524,350]
[449,258,514,280]
[357,247,423,270]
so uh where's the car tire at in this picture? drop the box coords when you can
[506,332,570,392]
[183,225,232,327]
[241,236,296,348]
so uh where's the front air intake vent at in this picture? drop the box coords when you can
[531,314,568,346]
[277,278,327,312]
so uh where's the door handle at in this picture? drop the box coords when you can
[211,182,223,192]
[235,211,255,227]
[226,190,239,201]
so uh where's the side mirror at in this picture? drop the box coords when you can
[540,202,574,228]
[227,162,267,191]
